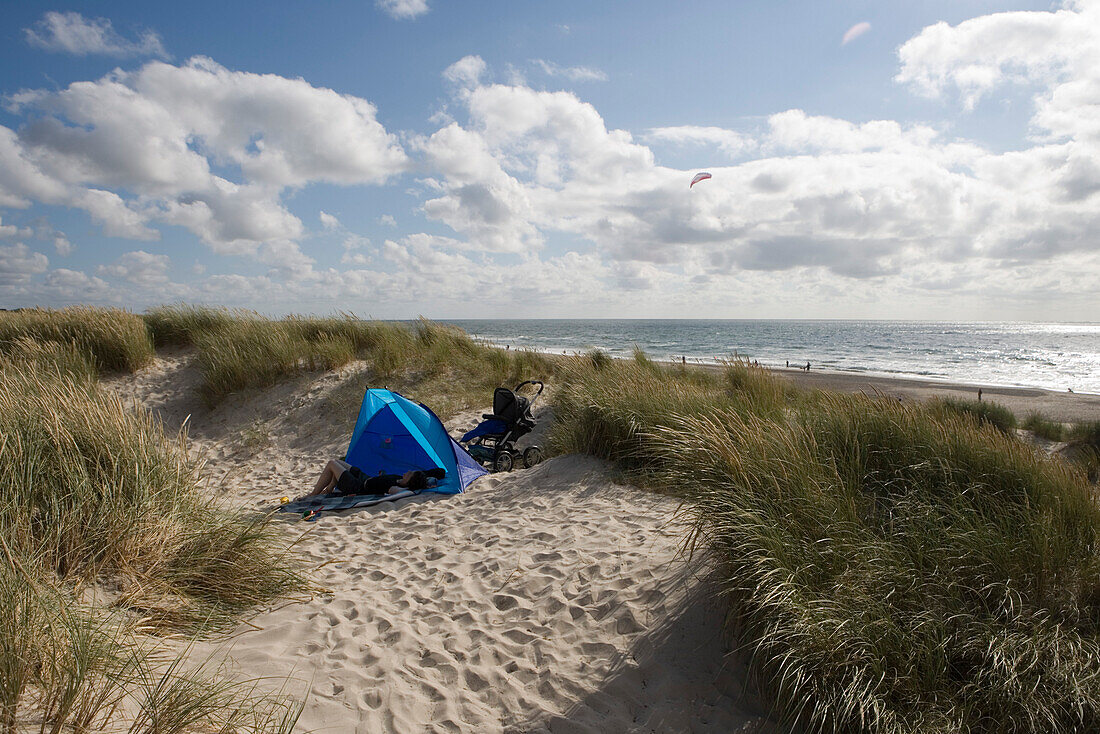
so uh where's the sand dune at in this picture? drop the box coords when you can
[106,352,780,733]
[215,457,776,733]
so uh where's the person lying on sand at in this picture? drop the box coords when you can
[301,460,445,500]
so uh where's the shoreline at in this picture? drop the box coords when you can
[767,365,1100,424]
[525,347,1099,424]
[507,342,1099,423]
[463,327,1100,397]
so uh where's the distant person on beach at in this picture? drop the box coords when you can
[806,361,811,371]
[978,388,983,402]
[786,360,789,368]
[299,460,445,500]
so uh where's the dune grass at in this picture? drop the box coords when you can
[0,563,303,734]
[1068,420,1100,447]
[1065,421,1100,482]
[930,395,1018,434]
[0,336,98,384]
[0,307,154,374]
[550,355,1100,734]
[0,363,301,627]
[1022,411,1066,441]
[0,304,557,729]
[143,303,240,347]
[0,360,305,731]
[142,305,558,413]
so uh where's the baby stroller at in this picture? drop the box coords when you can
[460,380,544,472]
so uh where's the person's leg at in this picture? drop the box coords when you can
[306,459,350,497]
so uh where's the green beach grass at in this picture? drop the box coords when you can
[549,354,1100,734]
[5,305,1099,733]
[0,349,305,731]
[141,305,558,414]
[0,306,154,374]
[0,304,563,731]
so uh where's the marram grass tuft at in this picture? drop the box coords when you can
[551,357,1100,734]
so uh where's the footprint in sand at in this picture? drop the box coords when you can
[492,593,520,611]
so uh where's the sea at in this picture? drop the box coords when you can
[442,320,1100,396]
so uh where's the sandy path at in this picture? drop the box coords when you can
[104,353,780,733]
[215,456,776,733]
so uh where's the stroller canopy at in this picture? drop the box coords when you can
[346,389,486,494]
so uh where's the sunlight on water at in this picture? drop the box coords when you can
[444,320,1100,395]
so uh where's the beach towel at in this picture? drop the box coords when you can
[278,490,416,515]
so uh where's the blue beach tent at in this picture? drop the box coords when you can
[345,389,486,494]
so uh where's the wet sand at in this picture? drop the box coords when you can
[771,367,1100,424]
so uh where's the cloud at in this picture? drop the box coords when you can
[376,0,429,20]
[97,250,170,284]
[443,55,487,89]
[645,125,755,157]
[842,22,872,45]
[24,11,167,58]
[0,217,33,240]
[0,217,72,254]
[74,189,159,240]
[5,3,1100,317]
[41,269,112,299]
[765,109,939,153]
[1,56,407,262]
[0,244,48,285]
[414,21,1100,301]
[340,234,372,265]
[531,60,609,82]
[895,1,1098,116]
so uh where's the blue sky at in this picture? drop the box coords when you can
[1,0,1097,319]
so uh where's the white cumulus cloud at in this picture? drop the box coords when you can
[97,250,171,284]
[0,217,33,240]
[376,0,429,20]
[1,56,407,264]
[0,243,48,285]
[320,211,341,229]
[5,2,1100,318]
[413,19,1100,308]
[443,55,487,89]
[895,0,1098,118]
[645,125,756,157]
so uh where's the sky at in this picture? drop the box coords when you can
[1,0,1098,320]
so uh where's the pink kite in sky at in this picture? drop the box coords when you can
[690,171,712,188]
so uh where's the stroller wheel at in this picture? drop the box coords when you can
[492,451,514,473]
[523,446,543,468]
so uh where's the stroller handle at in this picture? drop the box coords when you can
[514,380,545,404]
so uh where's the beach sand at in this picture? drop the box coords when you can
[107,350,780,733]
[104,349,1098,733]
[769,367,1100,424]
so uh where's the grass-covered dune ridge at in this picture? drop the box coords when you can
[1,304,559,409]
[0,306,154,373]
[0,360,305,731]
[549,354,1100,734]
[0,364,301,627]
[144,304,557,409]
